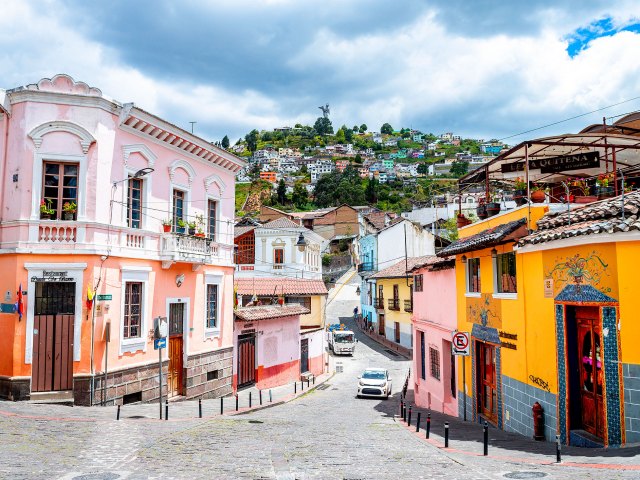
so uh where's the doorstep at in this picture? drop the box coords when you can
[29,390,74,405]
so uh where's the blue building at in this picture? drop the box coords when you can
[358,232,378,329]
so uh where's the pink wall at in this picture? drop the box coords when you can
[412,266,458,415]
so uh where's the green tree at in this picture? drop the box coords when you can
[277,179,287,205]
[381,123,393,134]
[417,163,429,175]
[354,153,363,164]
[245,129,259,153]
[364,177,379,203]
[360,124,368,133]
[450,160,469,177]
[300,164,308,174]
[352,125,359,133]
[314,117,334,136]
[221,135,230,149]
[335,128,346,143]
[292,182,308,208]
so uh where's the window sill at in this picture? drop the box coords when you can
[121,339,146,354]
[492,293,518,300]
[465,292,481,298]
[205,328,221,339]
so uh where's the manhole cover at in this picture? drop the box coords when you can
[73,474,120,480]
[248,420,263,424]
[127,415,148,419]
[384,349,400,357]
[503,473,547,479]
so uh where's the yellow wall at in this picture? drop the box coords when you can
[378,277,412,326]
[300,294,327,328]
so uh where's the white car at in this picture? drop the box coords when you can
[357,368,392,399]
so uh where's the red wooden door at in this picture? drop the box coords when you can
[237,333,256,388]
[168,303,184,397]
[576,307,604,438]
[32,282,74,392]
[378,314,385,336]
[394,322,400,343]
[477,342,498,423]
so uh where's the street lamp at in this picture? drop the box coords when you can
[356,286,361,296]
[296,232,307,252]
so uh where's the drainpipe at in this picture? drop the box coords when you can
[0,107,10,223]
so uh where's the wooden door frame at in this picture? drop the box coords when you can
[300,337,309,374]
[166,298,189,397]
[237,332,257,388]
[476,340,498,425]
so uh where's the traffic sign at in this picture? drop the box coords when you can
[154,337,167,350]
[452,331,470,356]
[96,294,112,301]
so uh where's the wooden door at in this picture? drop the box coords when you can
[300,338,309,374]
[32,282,74,392]
[576,307,604,438]
[394,322,400,343]
[477,342,498,423]
[237,333,256,388]
[168,303,184,397]
[378,314,385,336]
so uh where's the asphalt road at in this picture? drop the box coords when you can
[1,272,638,479]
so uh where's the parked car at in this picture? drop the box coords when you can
[357,368,392,399]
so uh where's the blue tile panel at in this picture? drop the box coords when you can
[496,347,503,429]
[471,324,500,344]
[623,363,640,444]
[471,341,477,422]
[502,375,557,442]
[458,392,473,420]
[602,306,622,447]
[555,284,617,303]
[555,304,568,445]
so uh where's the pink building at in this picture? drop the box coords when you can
[410,256,458,415]
[0,75,244,405]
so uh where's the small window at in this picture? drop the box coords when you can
[42,162,79,220]
[123,391,142,404]
[127,177,143,229]
[208,199,217,240]
[287,296,312,311]
[206,284,218,329]
[172,189,185,231]
[207,370,220,381]
[123,282,142,339]
[430,347,441,380]
[414,274,423,292]
[466,258,480,293]
[495,252,517,293]
[274,248,284,268]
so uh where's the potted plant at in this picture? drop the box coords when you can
[62,201,77,220]
[570,178,597,203]
[456,213,472,228]
[176,218,186,234]
[513,177,528,206]
[596,172,615,199]
[530,184,546,203]
[187,221,197,235]
[486,194,501,217]
[40,199,55,220]
[195,228,206,238]
[476,198,488,219]
[162,219,172,233]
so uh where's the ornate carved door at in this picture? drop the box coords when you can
[576,307,604,438]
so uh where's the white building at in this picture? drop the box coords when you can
[309,160,335,183]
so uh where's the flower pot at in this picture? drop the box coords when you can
[574,195,598,204]
[163,224,172,233]
[40,213,52,220]
[530,190,546,203]
[597,186,614,199]
[486,202,501,217]
[476,205,488,219]
[456,215,471,228]
[188,227,196,235]
[513,189,527,206]
[63,212,75,220]
[176,226,185,234]
[195,233,205,238]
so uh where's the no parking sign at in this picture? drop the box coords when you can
[452,331,470,356]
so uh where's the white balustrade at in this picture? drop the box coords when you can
[39,223,77,244]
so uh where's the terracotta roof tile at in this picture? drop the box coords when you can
[370,256,436,279]
[438,218,527,256]
[234,304,310,321]
[234,226,255,237]
[235,278,328,296]
[260,217,302,229]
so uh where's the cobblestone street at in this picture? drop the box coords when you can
[1,276,640,479]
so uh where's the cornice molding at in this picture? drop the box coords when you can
[168,159,196,187]
[28,120,96,154]
[122,143,157,168]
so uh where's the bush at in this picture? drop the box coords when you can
[322,254,333,267]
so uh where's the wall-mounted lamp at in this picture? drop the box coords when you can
[356,286,361,296]
[461,254,467,263]
[296,232,307,252]
[491,248,498,259]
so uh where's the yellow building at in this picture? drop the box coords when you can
[440,194,640,447]
[370,257,427,350]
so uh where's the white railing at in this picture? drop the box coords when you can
[39,223,77,244]
[126,232,145,249]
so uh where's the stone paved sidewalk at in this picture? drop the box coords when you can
[0,371,333,423]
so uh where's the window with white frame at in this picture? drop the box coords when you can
[120,268,150,353]
[127,177,143,229]
[206,284,218,329]
[495,252,517,294]
[207,199,217,241]
[123,282,142,339]
[466,258,480,293]
[173,188,185,231]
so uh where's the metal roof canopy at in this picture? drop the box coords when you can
[460,132,640,188]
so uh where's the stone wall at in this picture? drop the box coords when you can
[0,376,31,401]
[502,375,557,442]
[185,346,233,400]
[623,363,640,444]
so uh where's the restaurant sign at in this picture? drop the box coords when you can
[501,151,600,174]
[30,271,74,283]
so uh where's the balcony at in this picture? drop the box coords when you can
[404,300,413,313]
[358,262,374,273]
[388,298,400,311]
[375,298,385,311]
[160,233,233,268]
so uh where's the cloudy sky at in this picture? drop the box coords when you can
[2,0,640,144]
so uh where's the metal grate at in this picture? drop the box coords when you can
[34,282,75,315]
[169,303,184,335]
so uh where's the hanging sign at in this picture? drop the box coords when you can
[501,151,600,173]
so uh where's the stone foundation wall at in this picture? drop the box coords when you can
[0,376,31,401]
[185,346,233,400]
[623,363,640,444]
[502,375,557,442]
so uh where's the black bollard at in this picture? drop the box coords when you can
[165,399,169,421]
[269,389,273,402]
[220,396,224,415]
[249,391,252,408]
[426,413,431,439]
[294,382,297,394]
[408,405,412,426]
[313,375,315,385]
[399,400,403,417]
[199,399,203,418]
[307,379,310,388]
[416,412,421,432]
[483,421,488,456]
[235,394,239,411]
[556,435,561,463]
[117,404,121,421]
[301,381,304,391]
[259,389,263,405]
[444,422,449,448]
